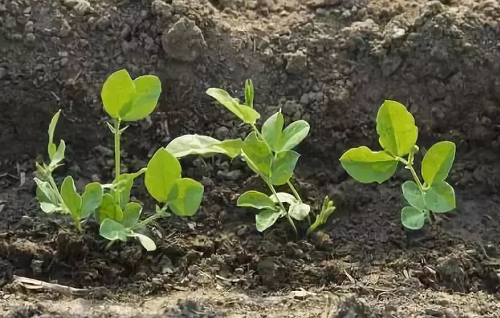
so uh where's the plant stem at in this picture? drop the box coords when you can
[133,205,169,230]
[265,181,297,236]
[287,180,302,202]
[114,119,121,179]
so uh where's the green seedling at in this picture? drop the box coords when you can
[35,69,204,251]
[340,100,456,230]
[165,80,335,235]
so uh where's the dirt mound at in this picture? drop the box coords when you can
[1,0,500,317]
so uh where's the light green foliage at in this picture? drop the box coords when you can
[166,81,335,235]
[340,100,457,230]
[34,69,203,251]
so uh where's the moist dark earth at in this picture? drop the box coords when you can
[1,0,500,317]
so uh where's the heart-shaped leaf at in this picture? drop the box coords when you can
[81,182,103,218]
[61,176,82,220]
[424,181,455,213]
[99,218,129,242]
[401,206,425,230]
[276,120,310,152]
[237,191,276,210]
[340,146,398,183]
[145,148,182,203]
[401,181,425,210]
[288,202,310,221]
[165,135,243,159]
[167,178,204,217]
[422,141,456,186]
[97,193,123,223]
[270,150,300,185]
[376,100,418,156]
[262,112,284,151]
[122,202,142,228]
[101,69,136,119]
[130,232,156,251]
[241,132,272,179]
[269,192,297,205]
[256,209,283,232]
[206,88,260,124]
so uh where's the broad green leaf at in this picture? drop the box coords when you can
[50,140,66,167]
[167,178,204,216]
[122,202,142,228]
[120,75,161,121]
[35,178,59,205]
[422,141,456,186]
[237,190,276,210]
[276,120,310,152]
[40,202,58,213]
[241,132,272,179]
[269,192,297,205]
[61,176,82,220]
[112,173,135,209]
[401,206,425,230]
[262,112,284,151]
[145,148,182,202]
[99,219,129,242]
[81,183,103,218]
[101,69,135,119]
[256,209,283,232]
[339,146,398,183]
[376,100,418,156]
[47,110,61,160]
[245,79,254,108]
[424,181,455,213]
[401,181,425,210]
[206,88,260,124]
[165,135,243,159]
[289,202,310,221]
[97,193,123,223]
[130,233,156,251]
[270,150,300,185]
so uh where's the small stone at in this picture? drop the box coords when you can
[217,169,242,181]
[24,21,34,33]
[214,126,230,140]
[151,0,173,18]
[24,33,36,44]
[0,68,6,80]
[161,17,206,62]
[94,145,114,157]
[284,50,307,74]
[60,58,68,66]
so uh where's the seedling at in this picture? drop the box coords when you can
[34,69,204,251]
[165,80,335,235]
[340,100,456,230]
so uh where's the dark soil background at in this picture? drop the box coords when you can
[1,0,500,317]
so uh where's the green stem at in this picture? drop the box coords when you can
[114,119,121,178]
[287,180,302,203]
[265,181,297,236]
[132,205,169,230]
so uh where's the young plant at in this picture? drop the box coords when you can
[34,69,204,251]
[164,80,335,235]
[339,100,456,230]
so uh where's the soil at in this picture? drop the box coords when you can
[1,0,500,317]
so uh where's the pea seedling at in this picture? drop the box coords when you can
[164,80,335,235]
[340,100,456,230]
[34,69,204,250]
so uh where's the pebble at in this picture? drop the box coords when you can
[0,68,6,80]
[161,17,206,62]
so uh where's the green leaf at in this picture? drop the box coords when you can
[245,79,254,108]
[165,134,243,159]
[120,75,161,121]
[130,233,156,251]
[35,178,59,205]
[401,181,425,210]
[50,140,66,167]
[145,148,182,202]
[421,141,456,186]
[97,193,123,223]
[289,202,310,221]
[101,69,136,119]
[99,219,129,242]
[122,202,142,228]
[256,209,283,232]
[276,120,310,152]
[81,182,103,218]
[206,88,260,124]
[112,173,135,209]
[40,202,58,213]
[61,176,82,221]
[401,206,426,230]
[47,110,61,161]
[339,146,398,183]
[269,192,297,205]
[270,150,300,185]
[262,112,284,151]
[167,178,204,216]
[424,181,456,213]
[237,191,277,210]
[376,100,418,156]
[241,132,272,179]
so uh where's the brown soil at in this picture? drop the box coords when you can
[1,0,500,317]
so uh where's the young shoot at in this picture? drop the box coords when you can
[34,69,204,251]
[164,80,335,235]
[340,100,457,230]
